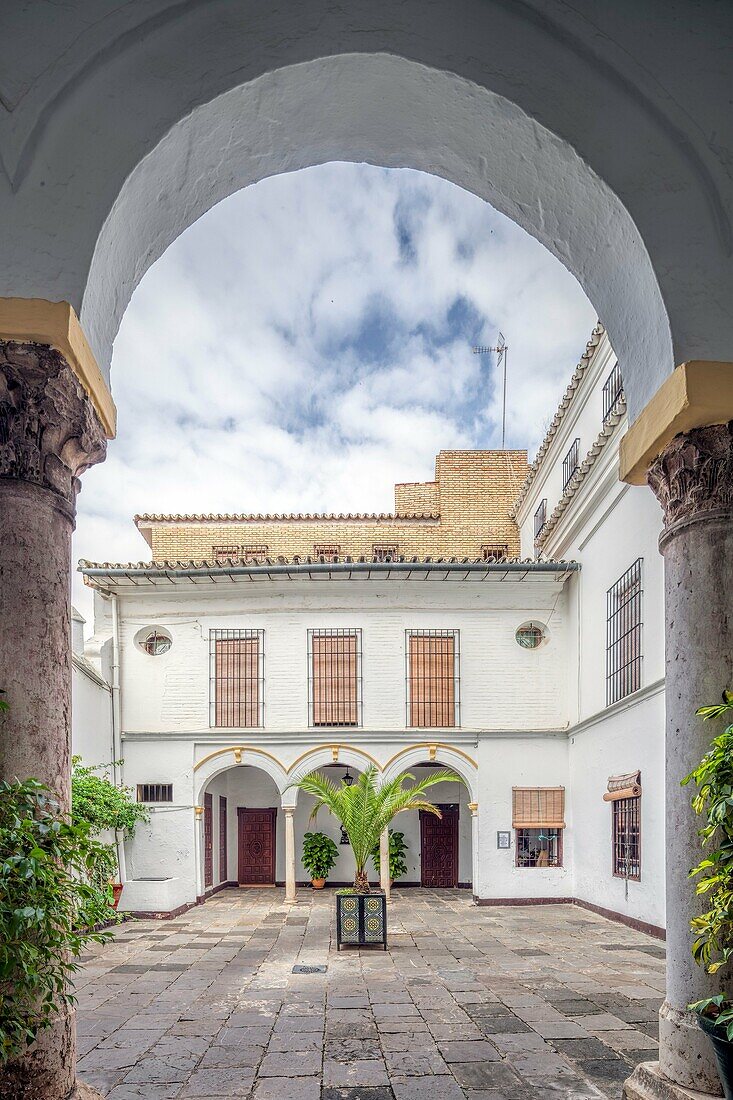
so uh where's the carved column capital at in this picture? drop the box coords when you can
[648,421,733,543]
[0,341,106,505]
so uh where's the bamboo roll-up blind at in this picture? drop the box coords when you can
[512,787,565,828]
[311,631,359,726]
[214,636,260,727]
[408,631,457,728]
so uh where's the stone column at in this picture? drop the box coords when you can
[627,422,733,1099]
[284,806,296,903]
[379,828,391,900]
[0,340,106,1100]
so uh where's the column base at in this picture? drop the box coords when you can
[623,1062,722,1100]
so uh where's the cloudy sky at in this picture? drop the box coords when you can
[72,162,596,623]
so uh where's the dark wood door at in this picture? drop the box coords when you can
[204,793,213,887]
[219,796,228,882]
[237,807,277,885]
[420,804,459,887]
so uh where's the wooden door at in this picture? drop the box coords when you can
[420,804,459,887]
[237,807,277,885]
[204,793,213,888]
[219,796,228,882]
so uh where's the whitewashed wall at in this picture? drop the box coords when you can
[116,576,571,736]
[71,659,113,767]
[569,687,665,929]
[475,736,571,900]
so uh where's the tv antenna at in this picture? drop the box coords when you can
[473,332,508,448]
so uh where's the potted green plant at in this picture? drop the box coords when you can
[292,765,463,948]
[371,828,408,885]
[683,690,733,1099]
[302,830,339,888]
[71,757,148,908]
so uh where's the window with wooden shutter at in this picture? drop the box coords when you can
[210,629,264,727]
[308,629,361,727]
[512,787,565,828]
[512,787,565,868]
[406,630,459,728]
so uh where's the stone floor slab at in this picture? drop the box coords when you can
[77,888,666,1100]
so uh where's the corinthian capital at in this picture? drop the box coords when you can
[0,341,106,504]
[647,421,733,535]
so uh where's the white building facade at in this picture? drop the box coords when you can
[76,323,666,936]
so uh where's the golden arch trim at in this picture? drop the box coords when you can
[193,745,287,773]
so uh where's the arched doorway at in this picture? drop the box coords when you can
[201,765,284,891]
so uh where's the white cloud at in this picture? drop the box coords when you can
[72,163,596,625]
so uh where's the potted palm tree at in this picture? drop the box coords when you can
[292,765,463,948]
[683,691,733,1099]
[302,830,339,888]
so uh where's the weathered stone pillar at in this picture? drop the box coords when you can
[379,828,391,900]
[0,340,106,1100]
[625,422,733,1100]
[284,806,296,903]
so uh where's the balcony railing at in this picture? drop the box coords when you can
[534,499,547,540]
[603,362,624,424]
[562,438,580,490]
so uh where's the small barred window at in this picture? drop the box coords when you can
[212,545,239,561]
[481,543,508,562]
[314,544,340,561]
[137,783,173,803]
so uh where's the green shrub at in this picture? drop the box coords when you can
[0,779,115,1062]
[683,691,733,1038]
[371,829,408,881]
[302,831,339,880]
[71,756,148,836]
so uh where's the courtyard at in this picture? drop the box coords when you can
[75,890,664,1100]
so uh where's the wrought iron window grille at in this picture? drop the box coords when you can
[212,545,239,561]
[602,362,625,424]
[373,544,399,561]
[137,783,173,803]
[314,543,341,561]
[613,795,641,881]
[562,438,580,490]
[481,543,509,562]
[606,558,643,706]
[405,629,460,729]
[209,628,265,728]
[307,628,362,728]
[515,827,562,868]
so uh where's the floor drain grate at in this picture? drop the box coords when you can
[292,964,327,974]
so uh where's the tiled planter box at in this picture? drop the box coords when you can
[336,891,387,950]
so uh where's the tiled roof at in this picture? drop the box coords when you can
[510,321,605,519]
[79,555,578,575]
[134,512,439,525]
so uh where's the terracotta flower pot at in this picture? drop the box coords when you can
[311,878,326,889]
[111,883,124,909]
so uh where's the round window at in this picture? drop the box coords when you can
[136,628,172,656]
[515,622,546,650]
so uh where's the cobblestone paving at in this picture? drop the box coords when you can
[76,889,665,1099]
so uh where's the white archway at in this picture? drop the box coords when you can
[381,743,478,804]
[285,743,381,807]
[194,745,289,806]
[4,5,731,419]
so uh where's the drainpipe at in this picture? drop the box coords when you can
[109,592,126,884]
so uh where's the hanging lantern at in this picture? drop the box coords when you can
[340,824,350,845]
[342,768,354,787]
